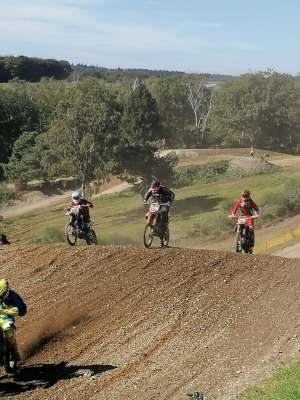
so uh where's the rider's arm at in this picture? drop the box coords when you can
[66,201,75,210]
[4,290,27,317]
[230,200,240,217]
[169,189,175,202]
[2,305,19,318]
[251,200,260,216]
[144,189,152,202]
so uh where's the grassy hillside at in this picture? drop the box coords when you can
[241,359,300,399]
[5,154,300,248]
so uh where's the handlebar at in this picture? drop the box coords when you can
[145,202,170,206]
[228,214,259,219]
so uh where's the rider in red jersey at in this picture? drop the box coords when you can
[66,192,94,231]
[230,190,260,247]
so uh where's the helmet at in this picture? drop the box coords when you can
[71,191,82,201]
[0,279,9,298]
[151,179,160,188]
[241,190,251,199]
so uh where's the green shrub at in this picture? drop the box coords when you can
[173,160,230,187]
[0,189,16,207]
[188,211,232,240]
[260,178,300,220]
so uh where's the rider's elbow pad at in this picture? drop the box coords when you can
[4,307,19,317]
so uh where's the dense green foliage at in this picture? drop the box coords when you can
[1,60,300,190]
[173,161,230,187]
[0,87,39,173]
[0,56,71,82]
[211,72,300,151]
[72,63,234,82]
[2,131,40,187]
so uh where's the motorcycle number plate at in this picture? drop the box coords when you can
[150,204,160,212]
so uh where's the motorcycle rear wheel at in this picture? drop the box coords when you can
[65,223,77,246]
[160,226,170,248]
[143,223,154,248]
[5,350,18,373]
[86,229,97,245]
[0,333,18,374]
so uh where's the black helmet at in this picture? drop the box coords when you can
[151,178,160,188]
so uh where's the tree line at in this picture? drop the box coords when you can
[0,55,235,83]
[1,70,300,189]
[0,56,72,82]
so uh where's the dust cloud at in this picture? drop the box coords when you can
[21,305,87,359]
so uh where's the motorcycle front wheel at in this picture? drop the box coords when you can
[143,223,154,248]
[86,229,97,245]
[65,223,77,246]
[235,232,243,253]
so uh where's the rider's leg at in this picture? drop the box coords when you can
[161,206,170,226]
[4,327,20,361]
[0,316,20,362]
[245,217,255,248]
[76,214,83,231]
[82,214,90,231]
[248,228,255,248]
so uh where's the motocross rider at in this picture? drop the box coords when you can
[230,190,260,248]
[144,179,175,225]
[67,192,94,232]
[0,279,27,363]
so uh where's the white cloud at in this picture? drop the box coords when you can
[0,1,258,71]
[0,1,215,60]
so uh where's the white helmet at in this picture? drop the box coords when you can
[71,191,82,201]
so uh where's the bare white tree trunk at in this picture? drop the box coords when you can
[201,89,214,133]
[69,110,95,198]
[186,80,215,135]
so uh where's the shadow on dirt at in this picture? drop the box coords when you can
[173,195,222,218]
[0,362,117,396]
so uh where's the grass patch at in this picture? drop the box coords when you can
[32,226,65,244]
[241,359,300,400]
[260,178,300,222]
[173,158,279,188]
[173,160,230,187]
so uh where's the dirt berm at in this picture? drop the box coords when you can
[0,246,299,399]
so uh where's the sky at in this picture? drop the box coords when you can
[1,0,300,75]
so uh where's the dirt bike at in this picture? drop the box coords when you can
[232,215,257,254]
[143,202,170,248]
[65,205,97,246]
[0,325,18,374]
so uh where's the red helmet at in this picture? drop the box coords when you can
[241,190,251,199]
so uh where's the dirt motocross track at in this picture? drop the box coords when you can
[0,246,300,400]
